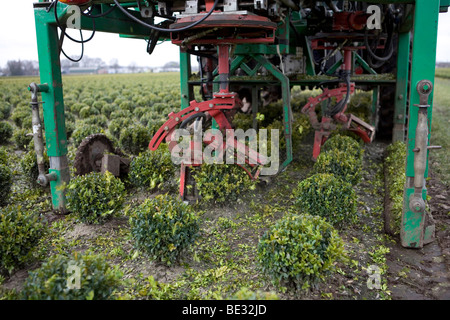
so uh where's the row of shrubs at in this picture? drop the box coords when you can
[0,134,364,298]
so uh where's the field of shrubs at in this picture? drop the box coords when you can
[0,72,443,301]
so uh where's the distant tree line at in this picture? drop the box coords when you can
[1,57,180,76]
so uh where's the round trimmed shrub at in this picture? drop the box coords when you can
[71,123,104,146]
[108,118,133,139]
[0,205,47,273]
[66,171,126,224]
[81,115,108,128]
[0,121,13,144]
[20,149,50,188]
[70,102,89,116]
[0,103,12,120]
[0,147,8,166]
[293,173,357,226]
[21,253,121,300]
[79,106,100,119]
[129,194,200,265]
[313,148,362,185]
[257,213,345,290]
[128,143,176,191]
[101,104,117,118]
[118,124,151,155]
[322,134,363,160]
[11,109,31,129]
[0,164,12,206]
[13,127,33,150]
[192,164,256,204]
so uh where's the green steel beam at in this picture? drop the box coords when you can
[402,0,440,248]
[251,54,293,171]
[393,31,411,142]
[179,50,192,110]
[34,4,70,213]
[354,53,377,75]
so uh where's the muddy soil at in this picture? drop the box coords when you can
[386,167,450,300]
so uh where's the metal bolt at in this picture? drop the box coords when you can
[164,126,169,131]
[398,94,404,100]
[195,107,199,111]
[209,103,214,108]
[175,117,180,121]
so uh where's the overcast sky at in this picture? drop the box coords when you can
[0,1,449,68]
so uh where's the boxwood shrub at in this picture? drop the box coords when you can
[192,163,256,204]
[0,205,47,273]
[128,143,176,191]
[66,171,126,224]
[0,163,12,206]
[313,148,362,185]
[12,127,33,150]
[129,194,200,265]
[257,213,345,290]
[0,121,13,144]
[19,149,50,188]
[71,124,104,146]
[293,173,357,226]
[119,124,151,155]
[321,134,363,160]
[384,141,407,236]
[21,253,121,300]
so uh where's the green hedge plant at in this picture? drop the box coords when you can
[0,164,12,206]
[384,141,407,236]
[192,164,256,204]
[66,171,126,224]
[119,124,151,155]
[313,148,362,185]
[0,205,47,273]
[129,194,200,265]
[128,143,176,191]
[0,121,13,144]
[19,149,50,188]
[321,134,363,160]
[21,253,121,300]
[257,213,345,290]
[293,173,357,226]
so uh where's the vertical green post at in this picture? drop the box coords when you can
[34,4,70,213]
[180,49,192,110]
[401,0,440,248]
[252,54,292,171]
[393,31,411,142]
[371,86,379,128]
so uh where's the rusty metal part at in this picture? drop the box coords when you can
[409,80,433,213]
[73,133,116,176]
[170,13,277,45]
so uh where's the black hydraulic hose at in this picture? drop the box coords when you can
[112,0,220,33]
[81,4,117,18]
[53,0,96,44]
[180,113,207,129]
[327,72,351,117]
[61,29,85,62]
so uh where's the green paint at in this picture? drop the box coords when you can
[393,32,411,142]
[34,3,70,212]
[402,0,440,248]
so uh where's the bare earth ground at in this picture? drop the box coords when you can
[1,131,449,300]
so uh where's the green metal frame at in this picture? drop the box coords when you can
[32,0,447,249]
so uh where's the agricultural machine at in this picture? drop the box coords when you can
[29,0,448,248]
